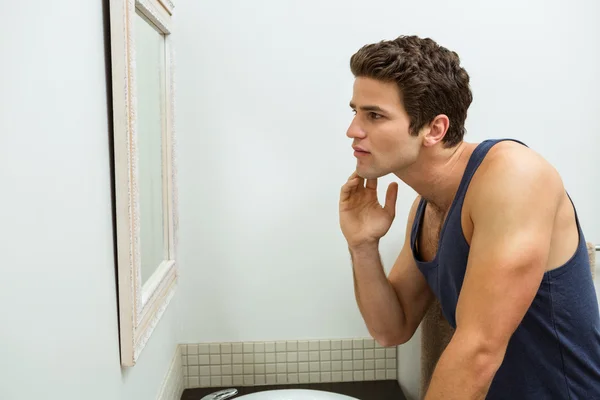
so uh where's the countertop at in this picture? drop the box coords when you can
[181,380,407,400]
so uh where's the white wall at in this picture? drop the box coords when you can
[175,0,599,398]
[0,1,179,399]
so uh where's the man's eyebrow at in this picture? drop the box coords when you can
[349,102,386,113]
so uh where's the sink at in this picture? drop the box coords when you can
[235,389,359,400]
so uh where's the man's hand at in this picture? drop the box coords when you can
[339,171,398,248]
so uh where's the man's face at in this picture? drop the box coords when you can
[347,77,421,179]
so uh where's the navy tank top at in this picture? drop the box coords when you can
[410,138,600,399]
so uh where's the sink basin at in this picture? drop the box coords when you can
[235,389,359,400]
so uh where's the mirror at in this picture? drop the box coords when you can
[135,10,167,286]
[109,0,177,367]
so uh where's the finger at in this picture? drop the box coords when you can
[340,177,360,202]
[365,178,377,190]
[348,171,358,180]
[384,182,398,217]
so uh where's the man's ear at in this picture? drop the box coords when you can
[422,114,450,147]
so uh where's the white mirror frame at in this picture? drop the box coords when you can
[109,0,178,367]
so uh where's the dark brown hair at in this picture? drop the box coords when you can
[350,35,472,147]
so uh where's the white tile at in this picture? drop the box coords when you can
[376,359,386,369]
[265,342,276,352]
[243,364,254,374]
[342,371,353,381]
[244,375,254,385]
[188,355,199,365]
[331,350,342,361]
[181,345,188,356]
[354,371,364,381]
[266,374,277,385]
[254,342,265,353]
[189,377,200,387]
[331,340,342,350]
[210,344,220,354]
[353,350,364,360]
[364,360,375,370]
[243,353,254,364]
[232,353,243,364]
[197,344,208,354]
[221,343,232,354]
[254,353,265,363]
[221,365,232,375]
[233,375,244,386]
[188,366,198,377]
[200,377,210,387]
[182,355,188,366]
[386,359,395,369]
[375,349,386,359]
[342,361,353,371]
[277,353,286,363]
[342,350,352,360]
[364,349,375,359]
[222,376,233,386]
[298,352,309,362]
[255,364,265,374]
[386,348,396,359]
[199,355,210,365]
[276,341,287,352]
[353,339,364,349]
[255,375,266,385]
[310,372,320,382]
[210,376,221,386]
[243,343,254,353]
[287,352,298,362]
[232,343,243,354]
[321,372,332,382]
[232,365,243,375]
[287,363,298,373]
[319,340,331,350]
[221,354,232,364]
[199,366,210,376]
[287,373,299,384]
[183,366,189,377]
[309,351,319,361]
[210,355,221,365]
[265,364,276,374]
[277,374,287,384]
[188,344,199,355]
[287,341,298,351]
[331,361,342,371]
[309,341,320,351]
[299,373,310,383]
[265,353,276,363]
[298,341,309,351]
[320,361,331,372]
[353,360,364,370]
[365,370,375,380]
[364,339,375,349]
[299,362,309,373]
[375,370,386,380]
[342,340,353,350]
[310,362,320,372]
[386,369,397,379]
[210,366,221,375]
[277,363,287,373]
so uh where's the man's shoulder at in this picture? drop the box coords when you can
[466,140,565,217]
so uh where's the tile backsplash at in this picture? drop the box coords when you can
[182,338,397,389]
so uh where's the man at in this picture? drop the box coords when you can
[339,35,600,399]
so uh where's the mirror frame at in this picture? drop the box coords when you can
[108,0,178,367]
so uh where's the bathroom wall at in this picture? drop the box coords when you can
[175,0,599,397]
[0,1,180,399]
[176,0,600,337]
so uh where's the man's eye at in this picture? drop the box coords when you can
[369,112,382,120]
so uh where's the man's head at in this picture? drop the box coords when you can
[347,35,473,179]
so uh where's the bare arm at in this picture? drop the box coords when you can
[351,196,434,346]
[424,153,562,399]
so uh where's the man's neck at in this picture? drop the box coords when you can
[397,141,476,213]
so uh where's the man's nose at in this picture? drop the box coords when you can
[346,118,366,139]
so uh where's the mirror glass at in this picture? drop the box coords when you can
[134,9,168,286]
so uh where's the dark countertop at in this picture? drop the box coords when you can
[181,380,406,400]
